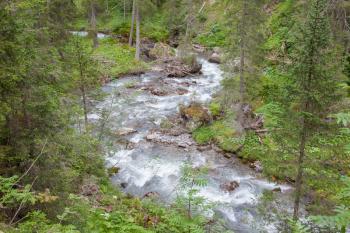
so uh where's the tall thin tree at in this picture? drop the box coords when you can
[89,0,98,48]
[135,1,140,60]
[291,0,343,219]
[129,0,136,46]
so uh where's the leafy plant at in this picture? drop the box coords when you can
[312,176,350,232]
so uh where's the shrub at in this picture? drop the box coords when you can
[209,102,222,118]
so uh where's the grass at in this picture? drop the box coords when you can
[94,38,148,78]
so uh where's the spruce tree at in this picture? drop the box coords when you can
[290,0,344,219]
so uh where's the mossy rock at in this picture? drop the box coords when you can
[180,102,211,124]
[149,42,175,60]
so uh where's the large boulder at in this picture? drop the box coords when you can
[164,58,202,78]
[208,52,221,64]
[115,127,137,136]
[146,132,194,148]
[149,42,175,60]
[179,102,211,131]
[180,102,211,124]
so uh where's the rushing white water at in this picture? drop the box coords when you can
[90,59,294,232]
[71,31,110,39]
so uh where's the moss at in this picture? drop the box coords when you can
[193,120,239,152]
[180,103,211,123]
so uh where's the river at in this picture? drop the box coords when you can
[88,58,294,233]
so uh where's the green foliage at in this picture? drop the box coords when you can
[174,162,209,231]
[256,102,285,128]
[195,23,228,48]
[312,176,350,232]
[192,126,213,144]
[0,176,36,208]
[333,112,350,127]
[94,38,148,78]
[142,14,169,42]
[264,0,296,52]
[192,120,240,152]
[209,102,222,118]
[288,220,311,233]
[16,211,78,233]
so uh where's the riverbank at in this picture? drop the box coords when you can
[89,55,297,232]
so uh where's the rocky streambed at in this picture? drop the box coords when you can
[89,58,295,233]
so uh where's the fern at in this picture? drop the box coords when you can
[332,112,350,127]
[290,220,311,233]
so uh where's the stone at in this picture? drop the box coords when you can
[115,128,137,136]
[81,184,99,196]
[249,161,263,173]
[176,88,189,95]
[120,182,128,189]
[272,187,282,192]
[220,181,239,192]
[146,132,194,148]
[208,52,221,64]
[197,145,212,152]
[142,191,160,199]
[180,102,211,124]
[150,88,168,96]
[193,44,205,53]
[149,42,174,60]
[164,58,202,77]
[212,144,223,153]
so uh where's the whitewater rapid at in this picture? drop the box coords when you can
[89,59,293,232]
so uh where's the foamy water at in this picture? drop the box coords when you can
[90,59,293,232]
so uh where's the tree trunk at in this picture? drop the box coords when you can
[81,85,88,129]
[129,0,136,46]
[293,119,307,220]
[135,3,140,60]
[90,0,98,48]
[124,0,126,21]
[78,57,88,129]
[185,0,193,45]
[239,0,247,104]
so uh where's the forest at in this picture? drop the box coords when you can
[0,0,349,232]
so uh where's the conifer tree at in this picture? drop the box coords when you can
[290,0,344,219]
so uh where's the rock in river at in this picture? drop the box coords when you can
[208,52,221,64]
[220,181,240,192]
[115,128,137,136]
[146,132,194,148]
